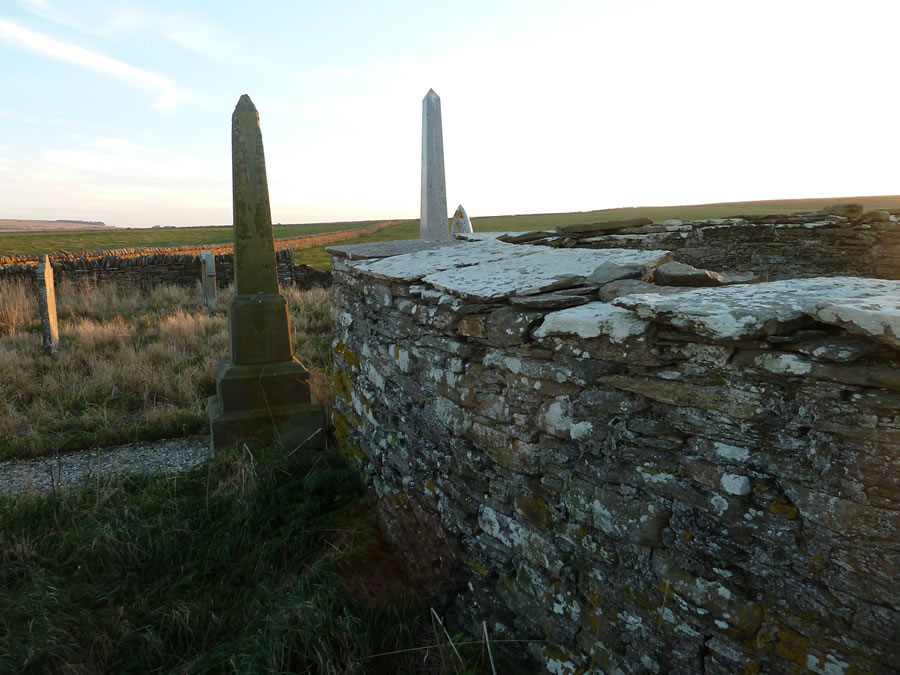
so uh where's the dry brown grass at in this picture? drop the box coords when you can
[0,279,333,460]
[0,279,36,335]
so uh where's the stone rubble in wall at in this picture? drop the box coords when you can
[329,236,900,674]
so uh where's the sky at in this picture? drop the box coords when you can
[1,0,899,229]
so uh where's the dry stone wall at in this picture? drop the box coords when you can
[0,248,295,289]
[329,235,900,674]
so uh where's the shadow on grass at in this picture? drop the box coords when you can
[0,446,431,673]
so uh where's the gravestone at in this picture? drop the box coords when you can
[420,89,449,241]
[450,204,473,235]
[207,95,324,453]
[35,255,59,354]
[199,250,216,308]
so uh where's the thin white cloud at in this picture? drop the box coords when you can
[0,18,184,109]
[20,0,238,63]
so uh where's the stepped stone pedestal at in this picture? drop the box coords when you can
[208,95,324,452]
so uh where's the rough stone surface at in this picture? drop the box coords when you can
[35,255,59,354]
[557,217,654,235]
[421,89,449,241]
[326,239,461,260]
[331,236,900,674]
[450,204,473,235]
[653,261,725,287]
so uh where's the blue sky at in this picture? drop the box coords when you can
[1,0,899,228]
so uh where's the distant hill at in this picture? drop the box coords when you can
[0,219,111,233]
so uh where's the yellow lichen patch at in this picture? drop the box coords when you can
[766,500,799,520]
[681,529,694,539]
[808,553,824,576]
[515,494,552,529]
[332,369,352,403]
[468,557,489,576]
[731,602,764,638]
[424,479,436,493]
[744,661,761,675]
[333,339,360,368]
[772,629,811,669]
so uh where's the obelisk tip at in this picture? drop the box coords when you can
[425,88,439,100]
[235,94,257,112]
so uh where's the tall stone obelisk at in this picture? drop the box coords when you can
[420,89,449,240]
[208,95,324,452]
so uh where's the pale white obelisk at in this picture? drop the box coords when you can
[450,204,473,235]
[420,89,449,240]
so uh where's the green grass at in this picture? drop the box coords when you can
[0,221,379,257]
[0,445,432,673]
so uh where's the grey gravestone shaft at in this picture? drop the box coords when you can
[208,95,324,453]
[200,250,216,309]
[420,89,449,240]
[35,255,59,354]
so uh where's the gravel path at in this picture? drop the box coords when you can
[0,437,212,498]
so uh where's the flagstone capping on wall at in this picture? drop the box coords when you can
[330,228,900,673]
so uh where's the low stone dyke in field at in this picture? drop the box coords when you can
[328,225,900,673]
[0,247,296,288]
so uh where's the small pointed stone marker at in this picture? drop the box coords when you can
[199,250,217,309]
[208,94,324,453]
[35,255,59,354]
[420,89,449,241]
[450,204,473,235]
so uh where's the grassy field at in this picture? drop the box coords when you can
[6,195,899,272]
[0,220,379,257]
[0,279,333,461]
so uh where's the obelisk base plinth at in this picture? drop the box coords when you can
[228,293,293,364]
[208,358,325,452]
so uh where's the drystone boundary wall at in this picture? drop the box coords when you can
[329,237,900,674]
[0,248,295,289]
[501,212,900,281]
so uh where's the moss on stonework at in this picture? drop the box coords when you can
[515,494,552,529]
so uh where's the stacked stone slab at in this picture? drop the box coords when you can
[207,95,323,452]
[329,236,900,673]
